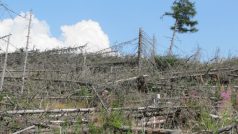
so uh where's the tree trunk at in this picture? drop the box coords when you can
[168,21,178,56]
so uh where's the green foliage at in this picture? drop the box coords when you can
[199,109,219,133]
[231,90,237,107]
[0,92,10,102]
[97,107,132,132]
[107,111,124,128]
[111,99,122,108]
[214,84,221,100]
[73,86,90,96]
[80,86,90,96]
[88,123,103,134]
[111,90,125,108]
[107,111,132,130]
[154,55,186,70]
[61,120,69,133]
[184,98,236,133]
[52,128,61,134]
[185,98,200,108]
[0,95,4,102]
[86,108,114,133]
[199,109,235,133]
[165,0,198,33]
[73,117,82,133]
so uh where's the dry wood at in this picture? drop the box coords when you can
[119,125,181,134]
[21,10,32,94]
[108,74,149,84]
[13,125,35,134]
[2,108,95,115]
[217,124,237,133]
[0,34,11,91]
[4,76,92,86]
[91,86,108,111]
[1,105,185,115]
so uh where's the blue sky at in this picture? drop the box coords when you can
[1,0,238,59]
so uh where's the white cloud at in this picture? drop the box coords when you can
[61,20,110,52]
[0,13,62,52]
[0,12,110,52]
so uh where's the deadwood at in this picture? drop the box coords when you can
[13,125,35,134]
[1,108,95,115]
[119,126,181,134]
[1,26,238,133]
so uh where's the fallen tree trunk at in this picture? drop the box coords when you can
[1,108,95,115]
[119,126,181,134]
[1,105,191,115]
[217,124,237,133]
[111,74,149,84]
[4,96,93,100]
[13,125,35,134]
[4,76,92,86]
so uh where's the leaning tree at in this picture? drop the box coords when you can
[164,0,198,55]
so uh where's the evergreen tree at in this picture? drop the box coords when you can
[164,0,198,55]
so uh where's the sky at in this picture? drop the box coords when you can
[0,0,238,60]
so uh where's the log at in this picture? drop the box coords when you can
[4,96,93,100]
[13,125,35,134]
[1,105,190,115]
[49,119,88,124]
[4,76,92,86]
[1,108,95,115]
[142,119,166,126]
[91,86,108,111]
[119,126,181,134]
[107,75,149,84]
[217,124,237,133]
[158,67,237,81]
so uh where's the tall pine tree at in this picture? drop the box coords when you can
[164,0,198,55]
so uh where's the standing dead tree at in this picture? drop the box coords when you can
[0,34,11,91]
[21,10,32,94]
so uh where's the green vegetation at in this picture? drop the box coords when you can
[164,0,198,55]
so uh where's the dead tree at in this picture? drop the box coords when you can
[0,34,11,91]
[21,10,32,94]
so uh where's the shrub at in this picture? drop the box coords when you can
[154,55,186,70]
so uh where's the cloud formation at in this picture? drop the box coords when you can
[61,20,110,52]
[0,12,110,52]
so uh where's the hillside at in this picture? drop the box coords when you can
[1,42,238,133]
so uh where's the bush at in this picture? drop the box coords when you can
[154,55,186,70]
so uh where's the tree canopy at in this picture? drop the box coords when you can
[165,0,198,33]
